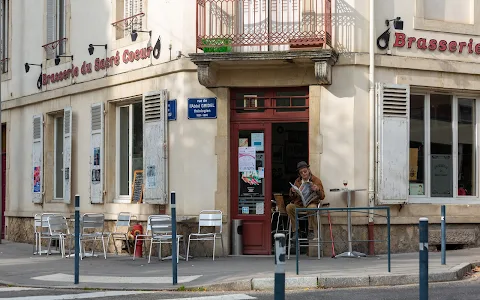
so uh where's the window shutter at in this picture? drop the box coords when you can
[63,107,72,204]
[143,90,168,204]
[376,83,410,204]
[124,0,143,32]
[46,0,56,59]
[32,114,44,204]
[90,103,104,204]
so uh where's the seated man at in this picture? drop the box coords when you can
[286,161,325,239]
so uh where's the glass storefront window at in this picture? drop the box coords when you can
[409,93,477,198]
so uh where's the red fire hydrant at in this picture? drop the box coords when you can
[131,223,144,258]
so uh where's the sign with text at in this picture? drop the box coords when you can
[187,98,217,119]
[393,32,480,55]
[168,100,177,121]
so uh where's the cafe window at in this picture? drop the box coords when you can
[409,93,477,198]
[116,102,143,200]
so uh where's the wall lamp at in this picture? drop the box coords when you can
[24,62,42,73]
[88,44,107,55]
[131,29,151,42]
[55,55,73,66]
[385,17,404,30]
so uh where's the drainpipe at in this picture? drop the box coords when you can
[367,0,375,256]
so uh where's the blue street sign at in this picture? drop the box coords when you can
[187,98,217,119]
[168,100,177,121]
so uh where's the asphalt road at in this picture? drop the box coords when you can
[2,277,480,299]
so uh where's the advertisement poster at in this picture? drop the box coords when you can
[33,166,41,193]
[93,147,100,166]
[239,138,248,147]
[146,165,156,188]
[92,169,100,184]
[238,147,256,172]
[251,133,264,151]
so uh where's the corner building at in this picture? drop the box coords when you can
[1,0,480,256]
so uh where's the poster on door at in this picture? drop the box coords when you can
[238,147,256,172]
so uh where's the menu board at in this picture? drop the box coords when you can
[131,170,144,203]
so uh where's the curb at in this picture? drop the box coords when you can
[0,263,475,292]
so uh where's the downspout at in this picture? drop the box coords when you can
[367,0,375,256]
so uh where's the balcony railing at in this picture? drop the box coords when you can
[196,0,332,52]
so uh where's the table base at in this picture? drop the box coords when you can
[335,251,367,258]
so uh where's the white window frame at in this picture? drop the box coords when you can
[53,115,64,201]
[409,92,480,204]
[1,0,9,74]
[115,103,142,203]
[415,0,480,35]
[46,0,67,59]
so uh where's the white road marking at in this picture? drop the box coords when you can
[31,273,202,284]
[0,287,44,292]
[162,295,256,300]
[2,290,153,299]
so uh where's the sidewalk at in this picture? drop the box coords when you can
[0,240,479,291]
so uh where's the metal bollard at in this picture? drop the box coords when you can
[74,195,80,284]
[171,191,178,285]
[441,205,446,265]
[419,217,428,300]
[274,233,286,300]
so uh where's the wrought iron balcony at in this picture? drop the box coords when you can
[196,0,332,52]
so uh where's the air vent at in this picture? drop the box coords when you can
[64,109,71,134]
[33,117,41,140]
[144,94,162,122]
[383,86,408,117]
[91,105,102,131]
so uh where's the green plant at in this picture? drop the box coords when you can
[202,38,232,53]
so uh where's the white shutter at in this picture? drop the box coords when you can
[376,83,410,204]
[63,107,72,204]
[124,0,143,33]
[46,0,56,59]
[143,90,168,204]
[32,114,44,204]
[90,103,104,204]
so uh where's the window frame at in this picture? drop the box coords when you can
[415,0,480,36]
[112,0,148,48]
[115,102,143,203]
[53,115,64,201]
[408,92,480,204]
[45,0,70,63]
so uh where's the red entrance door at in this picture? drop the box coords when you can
[231,123,272,255]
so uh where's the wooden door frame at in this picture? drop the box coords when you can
[230,122,272,254]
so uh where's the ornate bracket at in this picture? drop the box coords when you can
[196,62,217,88]
[313,60,333,85]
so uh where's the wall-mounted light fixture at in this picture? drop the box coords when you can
[131,29,151,42]
[88,44,107,55]
[55,55,73,66]
[385,17,403,30]
[24,62,42,73]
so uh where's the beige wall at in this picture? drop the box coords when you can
[4,60,221,221]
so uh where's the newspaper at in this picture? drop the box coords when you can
[289,181,314,207]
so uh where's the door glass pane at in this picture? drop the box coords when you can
[119,106,130,195]
[132,102,143,181]
[409,95,425,195]
[430,94,453,197]
[55,116,64,198]
[275,91,307,112]
[458,98,476,196]
[238,130,265,215]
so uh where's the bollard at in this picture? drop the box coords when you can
[74,195,80,284]
[274,233,286,300]
[441,205,446,265]
[171,192,177,285]
[419,217,428,300]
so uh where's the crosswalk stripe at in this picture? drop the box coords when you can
[2,290,153,299]
[31,273,202,284]
[0,287,44,292]
[162,294,256,300]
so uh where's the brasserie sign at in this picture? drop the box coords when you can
[393,32,480,54]
[42,46,155,86]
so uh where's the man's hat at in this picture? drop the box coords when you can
[296,161,310,172]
